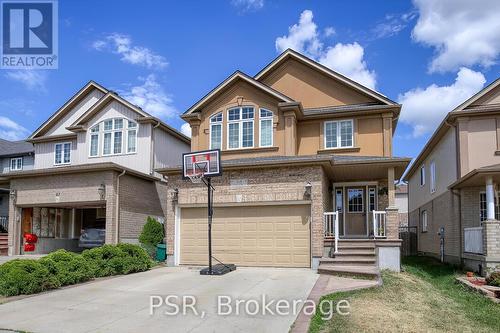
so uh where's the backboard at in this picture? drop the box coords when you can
[182,149,222,180]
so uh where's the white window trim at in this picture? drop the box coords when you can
[420,165,426,187]
[430,161,436,194]
[479,191,500,222]
[324,119,354,149]
[10,157,23,171]
[209,112,223,150]
[54,142,72,166]
[421,210,428,232]
[347,188,364,213]
[226,106,255,150]
[259,108,273,148]
[89,131,100,158]
[95,118,137,157]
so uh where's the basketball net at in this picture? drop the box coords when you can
[187,155,210,184]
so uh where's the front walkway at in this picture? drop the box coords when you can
[0,266,318,333]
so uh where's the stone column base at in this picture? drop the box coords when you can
[483,219,500,274]
[385,207,399,239]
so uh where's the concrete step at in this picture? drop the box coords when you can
[335,250,375,256]
[318,264,379,279]
[320,257,376,265]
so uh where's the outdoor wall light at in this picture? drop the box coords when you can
[9,189,16,201]
[172,188,179,202]
[98,184,106,200]
[304,182,312,200]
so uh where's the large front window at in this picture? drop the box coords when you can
[227,107,254,149]
[259,109,273,147]
[210,112,222,149]
[480,192,500,221]
[55,142,71,165]
[89,118,137,157]
[324,120,353,149]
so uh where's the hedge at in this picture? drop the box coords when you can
[0,244,153,297]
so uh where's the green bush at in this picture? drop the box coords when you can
[40,250,93,286]
[82,243,152,277]
[0,259,60,296]
[139,217,164,250]
[486,271,500,287]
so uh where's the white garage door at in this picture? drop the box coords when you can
[180,205,310,268]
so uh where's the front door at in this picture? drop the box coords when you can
[345,187,367,236]
[21,208,33,236]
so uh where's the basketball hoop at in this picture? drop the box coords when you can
[187,173,204,184]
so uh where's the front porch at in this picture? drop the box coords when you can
[319,158,407,276]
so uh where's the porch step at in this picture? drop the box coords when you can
[319,257,376,265]
[318,264,379,279]
[334,250,375,256]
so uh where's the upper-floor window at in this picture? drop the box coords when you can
[89,118,137,157]
[227,107,254,149]
[10,157,23,171]
[324,120,353,149]
[259,109,273,147]
[210,112,222,150]
[430,161,436,193]
[420,165,426,186]
[55,142,71,165]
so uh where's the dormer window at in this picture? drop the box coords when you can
[89,118,138,157]
[210,112,222,150]
[227,106,254,149]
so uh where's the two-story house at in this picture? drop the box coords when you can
[405,78,500,275]
[0,139,34,255]
[158,50,410,275]
[4,81,190,256]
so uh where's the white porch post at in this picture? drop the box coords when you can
[486,176,495,220]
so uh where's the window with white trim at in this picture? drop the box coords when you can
[430,161,436,193]
[227,107,254,149]
[348,188,364,212]
[368,187,376,211]
[55,142,71,165]
[210,112,222,150]
[259,109,273,147]
[420,165,425,186]
[324,120,353,149]
[479,192,500,221]
[421,210,428,232]
[10,157,23,171]
[89,118,137,157]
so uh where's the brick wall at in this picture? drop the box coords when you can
[119,174,165,241]
[165,165,329,258]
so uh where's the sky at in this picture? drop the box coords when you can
[1,0,500,160]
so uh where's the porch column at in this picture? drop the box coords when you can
[486,176,495,220]
[386,166,399,239]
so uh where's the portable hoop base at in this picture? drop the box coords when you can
[200,263,236,276]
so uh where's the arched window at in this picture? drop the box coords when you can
[210,112,222,150]
[89,118,137,157]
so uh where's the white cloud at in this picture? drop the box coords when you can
[323,27,336,37]
[0,116,30,140]
[231,0,264,13]
[412,0,500,72]
[275,10,377,89]
[92,33,168,69]
[5,70,47,91]
[371,12,417,39]
[398,67,486,137]
[180,123,191,137]
[121,74,177,119]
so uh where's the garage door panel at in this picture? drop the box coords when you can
[180,205,310,268]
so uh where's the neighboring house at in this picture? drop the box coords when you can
[158,49,410,275]
[4,81,190,256]
[405,78,500,275]
[395,183,408,226]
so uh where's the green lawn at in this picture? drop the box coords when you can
[309,256,500,333]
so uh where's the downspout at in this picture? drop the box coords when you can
[150,121,161,175]
[115,169,126,244]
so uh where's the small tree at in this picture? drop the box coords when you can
[139,217,164,257]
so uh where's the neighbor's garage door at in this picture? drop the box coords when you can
[180,205,310,268]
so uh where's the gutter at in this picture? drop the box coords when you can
[115,169,126,244]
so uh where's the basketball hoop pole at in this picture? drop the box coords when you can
[207,177,213,275]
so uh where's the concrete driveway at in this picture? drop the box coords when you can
[0,266,318,333]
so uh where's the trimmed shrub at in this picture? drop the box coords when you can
[486,272,500,287]
[0,259,60,296]
[139,217,164,257]
[40,249,93,286]
[82,243,152,277]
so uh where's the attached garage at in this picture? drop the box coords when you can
[179,204,311,268]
